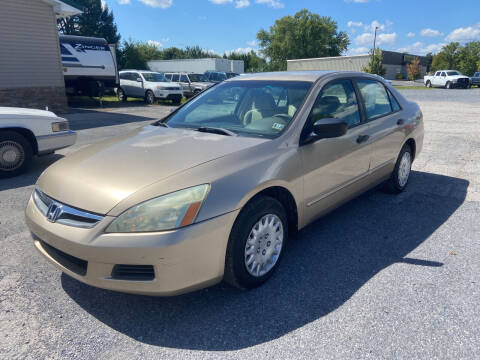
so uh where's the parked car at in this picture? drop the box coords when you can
[470,72,480,87]
[226,72,240,79]
[0,107,76,178]
[60,35,118,97]
[117,70,183,105]
[26,71,423,296]
[204,70,227,83]
[164,72,214,97]
[424,70,470,89]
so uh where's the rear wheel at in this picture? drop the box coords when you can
[0,131,33,178]
[117,88,127,102]
[172,96,182,105]
[383,144,413,193]
[145,90,155,105]
[224,196,287,289]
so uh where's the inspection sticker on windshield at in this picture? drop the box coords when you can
[272,123,285,131]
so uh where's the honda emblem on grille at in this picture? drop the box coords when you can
[46,202,63,223]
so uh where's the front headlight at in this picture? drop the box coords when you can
[105,184,210,233]
[51,121,69,132]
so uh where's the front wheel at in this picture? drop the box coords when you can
[224,196,287,289]
[145,90,155,105]
[117,88,127,102]
[426,81,432,88]
[383,144,413,193]
[446,81,452,89]
[0,131,33,178]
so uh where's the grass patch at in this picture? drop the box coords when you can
[394,86,432,90]
[67,95,187,108]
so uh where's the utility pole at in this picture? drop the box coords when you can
[373,26,379,51]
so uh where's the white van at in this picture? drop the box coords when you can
[118,70,183,105]
[60,35,118,96]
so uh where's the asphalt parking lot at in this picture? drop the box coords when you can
[1,89,479,359]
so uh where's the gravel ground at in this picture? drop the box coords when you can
[1,89,479,359]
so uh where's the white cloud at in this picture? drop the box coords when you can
[355,32,397,46]
[420,28,444,37]
[445,24,480,42]
[235,0,250,7]
[364,20,393,32]
[138,0,172,8]
[347,21,364,28]
[209,0,232,3]
[344,0,370,3]
[255,0,284,8]
[147,40,163,48]
[407,32,415,37]
[347,47,369,55]
[225,47,255,55]
[396,41,445,55]
[247,40,257,46]
[118,0,131,4]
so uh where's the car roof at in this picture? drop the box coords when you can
[225,71,337,83]
[119,70,160,73]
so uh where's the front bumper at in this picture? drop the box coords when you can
[25,196,239,296]
[36,130,77,154]
[154,89,183,99]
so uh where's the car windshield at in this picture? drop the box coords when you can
[189,74,208,82]
[165,80,312,139]
[447,71,461,76]
[142,73,168,82]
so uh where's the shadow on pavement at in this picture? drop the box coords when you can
[65,109,160,131]
[0,153,63,191]
[62,170,468,350]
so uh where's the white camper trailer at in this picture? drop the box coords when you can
[60,35,118,96]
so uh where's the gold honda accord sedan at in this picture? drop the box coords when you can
[26,71,423,295]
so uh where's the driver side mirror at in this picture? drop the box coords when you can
[136,77,143,82]
[303,117,348,145]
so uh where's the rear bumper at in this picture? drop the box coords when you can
[25,196,239,296]
[36,130,76,154]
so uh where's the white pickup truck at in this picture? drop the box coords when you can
[424,70,471,89]
[0,107,76,178]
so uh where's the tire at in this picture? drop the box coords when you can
[426,81,432,88]
[446,81,452,89]
[117,88,127,102]
[172,96,182,105]
[383,144,413,194]
[224,196,288,290]
[0,131,33,178]
[145,90,155,105]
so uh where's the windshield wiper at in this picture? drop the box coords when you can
[195,126,236,136]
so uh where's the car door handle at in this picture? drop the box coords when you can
[397,119,405,126]
[356,135,369,144]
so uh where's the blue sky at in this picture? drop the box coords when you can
[102,0,480,56]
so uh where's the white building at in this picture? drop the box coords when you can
[148,58,244,74]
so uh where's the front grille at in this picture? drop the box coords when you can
[111,265,155,281]
[458,78,468,84]
[165,87,181,90]
[40,240,87,276]
[33,189,104,229]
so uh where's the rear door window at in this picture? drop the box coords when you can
[356,79,392,120]
[180,74,189,82]
[172,74,180,82]
[310,79,361,128]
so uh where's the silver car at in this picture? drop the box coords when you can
[26,71,423,296]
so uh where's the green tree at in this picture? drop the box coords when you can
[118,39,162,70]
[458,41,480,76]
[256,9,349,71]
[58,0,120,44]
[431,42,461,72]
[225,51,267,72]
[362,48,386,77]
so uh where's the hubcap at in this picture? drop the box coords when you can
[398,151,411,187]
[244,214,284,277]
[0,141,24,171]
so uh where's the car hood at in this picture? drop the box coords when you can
[37,125,266,214]
[0,106,57,119]
[450,75,469,80]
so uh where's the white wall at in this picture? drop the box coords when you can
[147,58,244,73]
[0,0,65,89]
